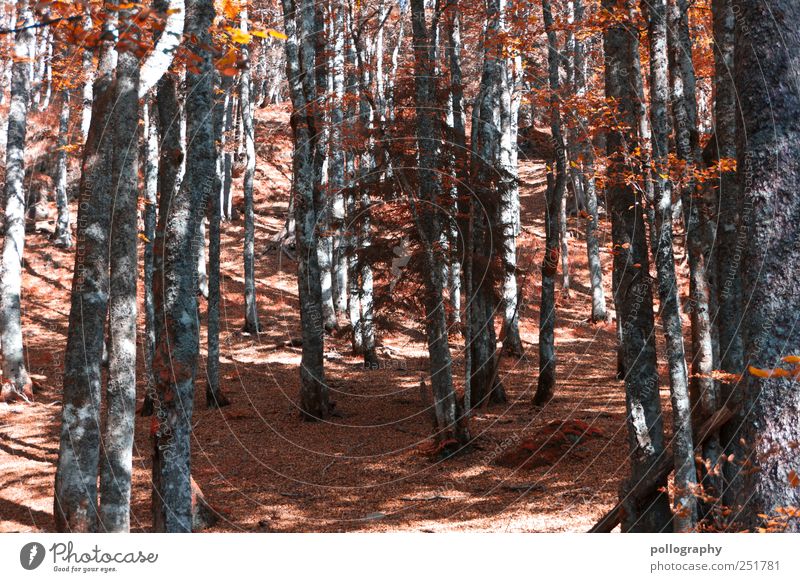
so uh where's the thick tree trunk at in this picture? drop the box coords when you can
[53,89,72,248]
[712,0,744,508]
[151,0,215,532]
[602,0,672,533]
[0,0,33,401]
[645,0,697,531]
[99,6,140,531]
[533,0,566,407]
[282,0,330,421]
[54,11,117,532]
[730,0,800,531]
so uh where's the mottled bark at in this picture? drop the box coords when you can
[712,0,744,508]
[142,97,158,416]
[534,0,565,407]
[99,6,140,531]
[53,89,72,248]
[151,0,215,532]
[729,0,800,531]
[206,74,229,409]
[667,0,719,504]
[0,0,33,400]
[282,0,329,421]
[54,10,117,532]
[571,1,606,323]
[602,0,671,533]
[410,0,469,448]
[468,0,508,407]
[329,0,348,321]
[241,11,260,334]
[645,0,697,531]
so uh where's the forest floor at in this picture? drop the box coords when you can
[0,104,682,532]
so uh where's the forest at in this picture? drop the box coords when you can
[0,0,798,534]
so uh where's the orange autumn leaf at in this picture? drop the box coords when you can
[789,470,800,488]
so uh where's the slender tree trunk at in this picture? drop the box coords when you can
[241,11,260,334]
[329,0,348,322]
[0,0,33,401]
[151,0,215,532]
[571,1,605,323]
[99,5,140,531]
[644,0,697,531]
[222,89,234,221]
[54,10,117,532]
[468,0,507,407]
[142,96,158,417]
[730,0,800,532]
[410,0,469,449]
[667,0,719,504]
[534,0,566,406]
[53,89,72,248]
[602,0,672,533]
[282,0,330,421]
[206,74,229,408]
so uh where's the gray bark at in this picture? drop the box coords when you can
[729,0,800,531]
[53,89,72,248]
[99,5,140,531]
[0,0,33,400]
[602,0,672,532]
[151,0,215,532]
[468,0,508,407]
[571,0,606,323]
[282,0,330,420]
[712,0,744,508]
[142,97,158,416]
[206,74,229,408]
[54,10,117,532]
[410,0,469,448]
[534,0,566,406]
[241,11,260,334]
[645,0,697,531]
[667,0,719,504]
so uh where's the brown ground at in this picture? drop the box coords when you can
[0,105,680,532]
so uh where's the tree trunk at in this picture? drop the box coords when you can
[282,0,330,421]
[329,0,348,322]
[99,5,140,531]
[644,0,697,531]
[711,0,744,508]
[0,0,33,401]
[241,11,260,334]
[667,0,719,506]
[410,0,469,449]
[54,10,117,532]
[53,89,72,248]
[143,96,158,416]
[206,73,229,409]
[571,1,605,323]
[151,0,215,532]
[730,0,800,532]
[534,0,566,407]
[602,0,672,533]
